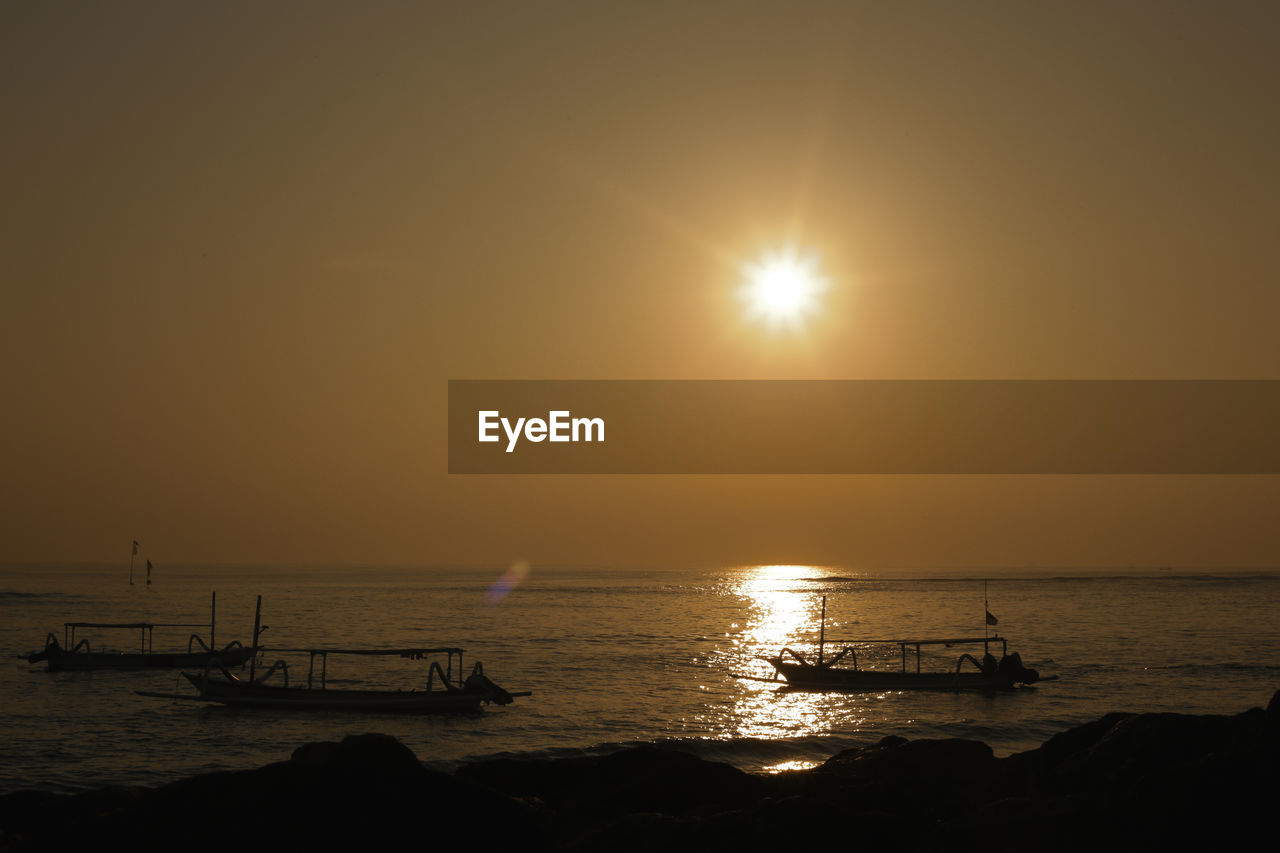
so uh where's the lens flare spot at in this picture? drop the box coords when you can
[485,560,530,605]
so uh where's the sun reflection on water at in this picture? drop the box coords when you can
[717,565,873,741]
[762,759,821,774]
[738,565,820,649]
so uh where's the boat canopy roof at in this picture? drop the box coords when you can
[269,647,465,656]
[839,635,1003,647]
[64,621,207,629]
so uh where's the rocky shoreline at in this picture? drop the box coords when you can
[3,691,1277,851]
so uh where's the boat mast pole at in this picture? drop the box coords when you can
[210,592,216,651]
[983,579,989,657]
[818,596,826,666]
[249,595,262,684]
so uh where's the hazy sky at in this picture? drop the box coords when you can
[3,2,1278,568]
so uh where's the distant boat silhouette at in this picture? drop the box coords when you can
[738,596,1052,691]
[28,593,253,672]
[139,597,528,713]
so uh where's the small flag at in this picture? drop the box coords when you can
[132,540,140,555]
[985,610,998,626]
[146,560,153,585]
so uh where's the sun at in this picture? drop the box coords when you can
[738,247,828,331]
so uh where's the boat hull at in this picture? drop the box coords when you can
[181,672,488,713]
[33,648,255,673]
[768,660,1022,692]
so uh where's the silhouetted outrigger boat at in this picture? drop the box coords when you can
[763,635,1044,691]
[172,648,521,713]
[140,597,528,713]
[743,597,1051,692]
[28,593,253,672]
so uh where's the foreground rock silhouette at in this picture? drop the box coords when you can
[2,691,1277,851]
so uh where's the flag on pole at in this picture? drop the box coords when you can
[132,540,140,555]
[985,610,998,626]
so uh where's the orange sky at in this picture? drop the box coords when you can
[3,2,1278,568]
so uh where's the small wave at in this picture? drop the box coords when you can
[654,733,877,771]
[1140,662,1280,673]
[430,732,880,775]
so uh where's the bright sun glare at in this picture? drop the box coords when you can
[739,247,828,331]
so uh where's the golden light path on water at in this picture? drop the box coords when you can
[711,565,892,773]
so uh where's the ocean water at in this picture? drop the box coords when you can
[2,564,1278,794]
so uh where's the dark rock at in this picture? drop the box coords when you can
[0,733,540,852]
[813,736,999,817]
[460,744,760,817]
[3,695,1279,852]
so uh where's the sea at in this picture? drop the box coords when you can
[2,564,1279,794]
